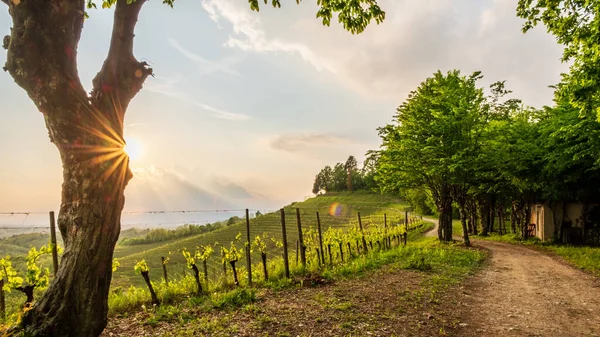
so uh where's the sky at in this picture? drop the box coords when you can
[0,0,568,227]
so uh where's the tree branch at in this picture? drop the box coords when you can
[91,0,152,123]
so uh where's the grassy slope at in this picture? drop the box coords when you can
[111,192,410,288]
[102,222,487,336]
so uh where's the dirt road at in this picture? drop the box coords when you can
[425,217,600,336]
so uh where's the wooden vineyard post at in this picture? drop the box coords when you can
[203,259,208,283]
[404,211,409,232]
[280,209,290,278]
[49,211,59,275]
[384,213,387,227]
[315,248,321,267]
[245,209,252,285]
[296,208,306,267]
[161,257,169,285]
[316,212,325,265]
[357,212,368,253]
[0,279,4,320]
[296,240,299,265]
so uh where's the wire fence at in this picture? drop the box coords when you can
[0,205,422,286]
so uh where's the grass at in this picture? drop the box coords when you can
[110,192,410,288]
[99,219,487,336]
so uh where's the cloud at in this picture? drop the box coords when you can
[200,0,336,73]
[168,38,241,76]
[200,0,567,108]
[268,133,352,153]
[145,76,251,121]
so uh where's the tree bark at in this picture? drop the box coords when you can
[480,196,490,236]
[437,185,453,242]
[3,0,151,335]
[498,204,505,236]
[452,186,470,247]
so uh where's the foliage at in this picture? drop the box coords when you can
[220,234,244,264]
[23,245,60,289]
[312,156,380,194]
[0,256,23,292]
[88,0,385,34]
[376,70,489,241]
[121,223,229,246]
[134,260,149,274]
[517,0,600,116]
[182,245,214,268]
[112,258,120,273]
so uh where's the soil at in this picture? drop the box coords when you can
[102,266,466,336]
[425,217,600,337]
[103,219,600,336]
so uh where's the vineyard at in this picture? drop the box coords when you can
[0,193,428,322]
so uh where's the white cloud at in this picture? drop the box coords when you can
[200,0,336,73]
[200,0,567,108]
[267,133,353,154]
[168,38,241,76]
[145,75,251,121]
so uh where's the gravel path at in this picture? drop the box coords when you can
[425,216,600,336]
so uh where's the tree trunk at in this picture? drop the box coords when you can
[4,0,152,335]
[191,264,203,295]
[453,186,470,246]
[489,196,496,234]
[480,196,490,236]
[498,204,505,236]
[437,187,453,242]
[459,203,470,247]
[511,201,518,234]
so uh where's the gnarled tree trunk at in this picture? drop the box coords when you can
[3,0,151,335]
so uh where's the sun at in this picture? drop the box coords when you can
[124,137,143,161]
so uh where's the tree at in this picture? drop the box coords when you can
[517,0,600,117]
[344,156,358,192]
[1,0,385,335]
[377,70,486,243]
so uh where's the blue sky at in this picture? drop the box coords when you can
[0,0,567,220]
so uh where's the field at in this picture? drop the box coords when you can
[109,192,412,288]
[1,192,417,319]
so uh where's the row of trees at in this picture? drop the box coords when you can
[374,70,600,246]
[311,155,378,194]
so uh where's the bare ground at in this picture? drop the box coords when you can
[102,266,468,337]
[457,240,600,337]
[425,217,600,337]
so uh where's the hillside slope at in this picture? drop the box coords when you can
[111,192,409,288]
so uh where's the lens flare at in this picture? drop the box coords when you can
[329,202,343,217]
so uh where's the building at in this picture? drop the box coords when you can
[529,202,599,244]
